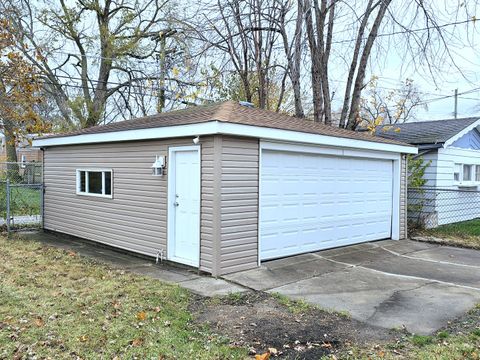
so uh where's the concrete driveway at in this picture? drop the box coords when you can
[223,240,480,335]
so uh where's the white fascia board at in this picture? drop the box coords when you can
[217,122,417,154]
[32,121,219,147]
[443,119,480,148]
[32,120,417,154]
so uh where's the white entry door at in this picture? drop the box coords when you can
[168,146,200,267]
[260,149,393,260]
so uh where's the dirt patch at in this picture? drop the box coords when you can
[191,292,401,359]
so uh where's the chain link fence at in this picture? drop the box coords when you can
[408,186,480,229]
[0,162,43,232]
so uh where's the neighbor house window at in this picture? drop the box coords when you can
[463,164,473,182]
[476,166,480,182]
[20,154,26,168]
[454,164,461,182]
[76,169,113,197]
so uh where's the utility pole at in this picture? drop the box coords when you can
[454,88,458,119]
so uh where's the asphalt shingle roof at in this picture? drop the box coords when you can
[39,101,412,147]
[375,117,480,145]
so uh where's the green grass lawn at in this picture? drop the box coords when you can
[9,186,41,216]
[419,219,480,249]
[0,235,246,359]
[0,183,41,218]
[2,234,480,360]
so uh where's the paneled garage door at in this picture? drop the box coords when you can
[260,149,393,260]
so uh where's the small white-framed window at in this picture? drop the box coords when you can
[20,154,26,168]
[454,163,461,182]
[476,165,480,182]
[76,169,113,198]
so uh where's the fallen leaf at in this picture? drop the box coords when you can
[255,353,270,360]
[34,317,44,327]
[136,311,147,321]
[154,306,161,313]
[268,347,278,355]
[131,338,143,347]
[164,320,171,327]
[67,251,76,257]
[79,335,88,342]
[112,301,121,309]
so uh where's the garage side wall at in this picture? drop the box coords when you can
[199,136,216,273]
[217,136,259,275]
[43,137,214,264]
[400,154,408,239]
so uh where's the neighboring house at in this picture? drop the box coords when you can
[0,134,43,165]
[376,117,480,227]
[33,101,416,276]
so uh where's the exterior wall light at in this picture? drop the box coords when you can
[151,155,166,176]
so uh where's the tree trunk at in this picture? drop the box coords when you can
[304,0,324,122]
[4,124,19,181]
[346,0,392,130]
[291,0,305,118]
[338,0,374,128]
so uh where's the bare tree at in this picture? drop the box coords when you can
[360,78,426,126]
[1,0,187,128]
[191,0,294,111]
[303,0,335,124]
[275,0,305,117]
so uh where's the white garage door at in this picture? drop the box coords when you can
[260,149,393,260]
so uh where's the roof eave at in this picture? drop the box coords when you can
[417,143,444,150]
[32,121,417,154]
[442,118,480,148]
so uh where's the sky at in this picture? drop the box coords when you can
[369,5,480,121]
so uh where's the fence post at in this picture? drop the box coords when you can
[40,183,44,229]
[6,178,10,233]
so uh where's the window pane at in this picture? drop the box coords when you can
[454,164,461,182]
[79,171,86,192]
[88,171,103,194]
[476,166,480,182]
[104,171,112,195]
[463,165,472,181]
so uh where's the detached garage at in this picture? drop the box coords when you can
[33,101,416,276]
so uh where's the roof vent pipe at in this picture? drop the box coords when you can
[239,101,255,108]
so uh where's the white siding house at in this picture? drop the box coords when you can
[377,117,480,227]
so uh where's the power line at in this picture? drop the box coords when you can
[331,18,476,45]
[37,18,477,63]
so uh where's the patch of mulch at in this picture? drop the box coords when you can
[190,292,402,359]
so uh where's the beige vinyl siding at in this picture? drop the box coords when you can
[44,137,214,264]
[218,136,259,275]
[199,136,216,274]
[400,154,408,239]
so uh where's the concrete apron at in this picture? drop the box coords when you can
[223,240,480,335]
[22,231,246,297]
